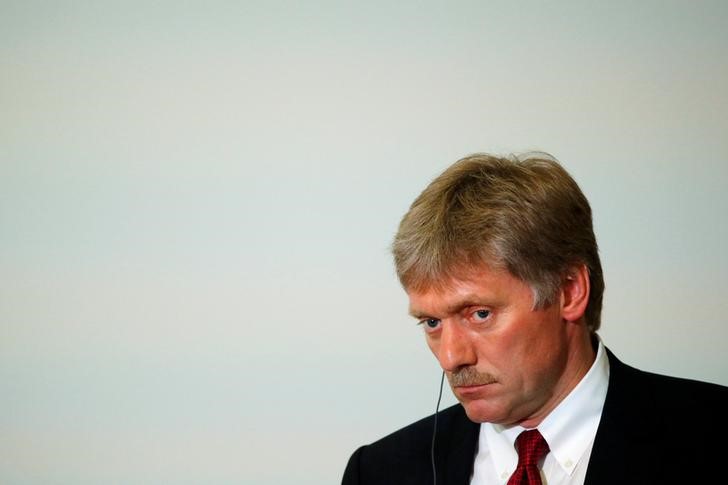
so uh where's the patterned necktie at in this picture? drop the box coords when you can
[507,429,550,485]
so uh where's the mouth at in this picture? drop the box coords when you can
[453,381,495,396]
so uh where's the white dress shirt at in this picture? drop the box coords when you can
[470,340,610,485]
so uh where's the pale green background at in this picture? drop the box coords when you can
[2,1,727,484]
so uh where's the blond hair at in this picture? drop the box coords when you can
[392,153,604,332]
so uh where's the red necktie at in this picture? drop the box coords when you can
[507,429,550,485]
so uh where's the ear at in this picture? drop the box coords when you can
[560,264,590,323]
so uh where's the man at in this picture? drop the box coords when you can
[342,153,728,484]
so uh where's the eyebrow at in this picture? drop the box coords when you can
[408,296,488,320]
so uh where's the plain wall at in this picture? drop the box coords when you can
[2,1,727,484]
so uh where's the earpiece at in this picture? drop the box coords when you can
[431,370,445,485]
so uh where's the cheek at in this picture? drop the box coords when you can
[515,328,567,383]
[482,321,545,371]
[425,334,439,355]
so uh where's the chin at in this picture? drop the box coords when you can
[461,400,503,424]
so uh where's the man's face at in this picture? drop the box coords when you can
[407,265,574,427]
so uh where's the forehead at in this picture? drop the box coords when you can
[406,266,533,316]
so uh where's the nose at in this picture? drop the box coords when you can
[436,321,476,372]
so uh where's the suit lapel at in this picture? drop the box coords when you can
[584,349,660,485]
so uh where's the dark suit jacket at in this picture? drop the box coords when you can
[342,349,728,484]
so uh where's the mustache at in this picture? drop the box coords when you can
[447,367,497,387]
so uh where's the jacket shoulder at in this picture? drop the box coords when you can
[608,350,728,414]
[342,404,472,485]
[586,350,728,484]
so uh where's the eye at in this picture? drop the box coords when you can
[472,309,491,322]
[418,318,441,331]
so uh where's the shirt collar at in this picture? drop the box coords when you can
[482,338,610,477]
